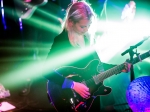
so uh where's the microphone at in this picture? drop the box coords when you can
[121,36,150,56]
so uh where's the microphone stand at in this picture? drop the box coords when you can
[121,36,150,81]
[127,46,135,82]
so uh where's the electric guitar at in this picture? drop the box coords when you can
[47,50,150,112]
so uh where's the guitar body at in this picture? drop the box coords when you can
[47,60,112,112]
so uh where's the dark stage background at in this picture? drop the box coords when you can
[0,0,150,112]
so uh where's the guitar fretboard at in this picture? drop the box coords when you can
[97,50,150,83]
[98,64,125,82]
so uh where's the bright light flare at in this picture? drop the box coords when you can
[94,19,150,64]
[0,46,96,88]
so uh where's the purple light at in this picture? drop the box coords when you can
[1,0,3,7]
[19,18,23,30]
[1,7,4,15]
[1,8,7,29]
[126,76,150,112]
[1,0,7,29]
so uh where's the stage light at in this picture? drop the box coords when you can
[19,18,23,30]
[1,0,7,29]
[0,102,16,111]
[126,76,150,112]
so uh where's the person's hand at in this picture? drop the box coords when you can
[72,82,90,99]
[122,62,131,73]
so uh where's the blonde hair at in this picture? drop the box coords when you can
[63,1,95,47]
[64,1,95,31]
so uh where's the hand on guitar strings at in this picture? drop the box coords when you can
[122,62,131,73]
[72,82,90,99]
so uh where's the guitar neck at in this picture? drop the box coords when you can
[96,50,150,83]
[97,64,125,82]
[131,50,150,64]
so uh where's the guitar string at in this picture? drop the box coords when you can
[96,50,150,83]
[85,64,125,86]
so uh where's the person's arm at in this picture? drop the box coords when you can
[44,69,90,98]
[43,67,74,89]
[43,34,74,89]
[103,62,131,73]
[43,34,90,98]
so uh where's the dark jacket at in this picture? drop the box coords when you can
[44,29,102,87]
[44,30,117,112]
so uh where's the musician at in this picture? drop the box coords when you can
[121,0,136,22]
[44,1,130,112]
